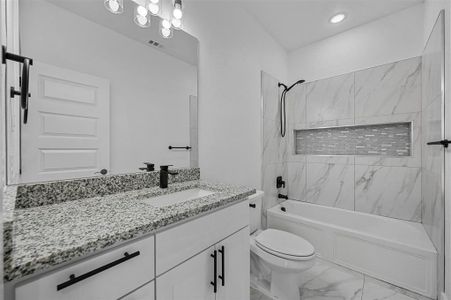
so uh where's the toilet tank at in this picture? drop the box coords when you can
[248,191,264,234]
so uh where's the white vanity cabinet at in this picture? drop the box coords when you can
[119,281,155,300]
[155,200,250,300]
[156,227,249,300]
[15,236,155,300]
[14,200,250,300]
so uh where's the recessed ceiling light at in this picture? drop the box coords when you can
[330,13,346,24]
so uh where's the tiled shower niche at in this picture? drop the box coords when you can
[295,122,412,156]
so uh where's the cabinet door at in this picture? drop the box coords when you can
[156,246,216,300]
[217,227,250,300]
[119,281,154,300]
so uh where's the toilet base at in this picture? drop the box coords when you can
[270,271,301,300]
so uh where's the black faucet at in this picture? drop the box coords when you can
[278,194,288,200]
[160,165,179,189]
[139,162,155,172]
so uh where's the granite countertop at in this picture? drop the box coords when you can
[3,180,255,282]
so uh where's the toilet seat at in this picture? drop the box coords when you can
[255,229,315,261]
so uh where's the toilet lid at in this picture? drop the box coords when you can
[255,229,315,258]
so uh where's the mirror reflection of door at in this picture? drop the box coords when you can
[21,63,110,183]
[7,0,199,184]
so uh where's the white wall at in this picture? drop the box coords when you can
[288,4,425,83]
[20,0,197,177]
[182,2,287,188]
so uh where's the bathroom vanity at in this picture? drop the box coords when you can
[3,169,254,300]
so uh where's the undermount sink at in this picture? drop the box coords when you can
[140,188,215,208]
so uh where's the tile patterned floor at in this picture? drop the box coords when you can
[251,259,430,300]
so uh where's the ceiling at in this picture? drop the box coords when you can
[237,0,424,51]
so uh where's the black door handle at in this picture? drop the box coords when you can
[56,251,140,291]
[2,46,33,124]
[218,246,225,286]
[427,140,449,148]
[210,250,217,293]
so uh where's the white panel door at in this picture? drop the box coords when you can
[216,227,250,300]
[21,62,110,182]
[156,246,216,300]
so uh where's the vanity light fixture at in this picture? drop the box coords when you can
[104,0,184,38]
[134,5,151,27]
[329,13,346,24]
[173,0,183,19]
[104,0,124,14]
[160,19,173,38]
[148,0,160,15]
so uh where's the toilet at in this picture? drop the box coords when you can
[249,191,316,300]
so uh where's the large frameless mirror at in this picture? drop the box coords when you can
[6,0,199,184]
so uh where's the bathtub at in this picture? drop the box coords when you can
[267,200,437,298]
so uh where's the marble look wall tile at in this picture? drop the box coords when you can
[305,162,354,210]
[286,84,306,125]
[422,96,444,293]
[422,13,445,293]
[422,20,444,110]
[263,117,287,164]
[306,73,355,124]
[287,123,307,162]
[287,161,307,201]
[355,113,421,168]
[355,57,421,117]
[261,162,287,228]
[355,166,421,222]
[307,155,354,165]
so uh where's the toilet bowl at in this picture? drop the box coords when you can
[249,192,316,300]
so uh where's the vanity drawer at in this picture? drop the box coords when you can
[156,200,249,275]
[16,235,155,300]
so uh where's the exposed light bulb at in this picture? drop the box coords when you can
[134,5,150,27]
[171,18,182,29]
[173,0,183,19]
[162,19,171,29]
[148,2,160,15]
[161,27,172,38]
[137,5,148,17]
[104,0,123,14]
[150,0,159,3]
[330,13,346,24]
[136,15,148,26]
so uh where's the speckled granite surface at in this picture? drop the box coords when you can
[13,168,200,209]
[3,180,255,282]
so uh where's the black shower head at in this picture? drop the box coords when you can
[286,79,305,92]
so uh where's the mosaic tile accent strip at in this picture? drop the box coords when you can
[14,168,200,209]
[295,123,411,156]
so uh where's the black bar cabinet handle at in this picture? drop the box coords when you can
[249,203,256,208]
[218,246,225,286]
[427,140,449,148]
[56,251,140,291]
[210,250,217,293]
[168,146,192,150]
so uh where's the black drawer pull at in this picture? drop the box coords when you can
[210,250,217,293]
[57,251,140,291]
[218,246,225,286]
[249,203,256,208]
